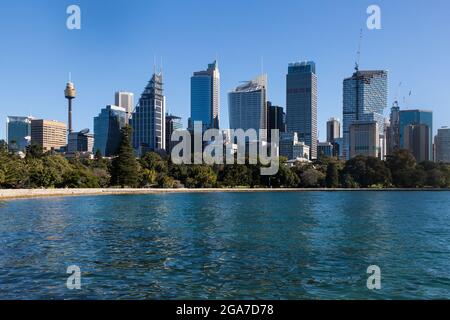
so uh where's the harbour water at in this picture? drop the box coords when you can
[1,191,449,299]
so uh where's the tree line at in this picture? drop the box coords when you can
[1,126,450,189]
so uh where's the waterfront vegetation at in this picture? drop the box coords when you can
[1,128,450,189]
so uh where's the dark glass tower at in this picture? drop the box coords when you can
[286,61,318,159]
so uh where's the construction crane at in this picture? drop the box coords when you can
[355,28,363,72]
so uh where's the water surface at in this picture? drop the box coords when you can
[1,192,449,299]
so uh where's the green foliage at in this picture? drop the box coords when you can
[26,144,44,159]
[343,155,391,188]
[111,126,139,187]
[326,162,340,188]
[185,165,217,188]
[0,140,449,190]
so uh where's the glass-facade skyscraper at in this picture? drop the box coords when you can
[286,61,318,159]
[228,74,267,137]
[399,109,433,161]
[190,61,220,130]
[343,70,388,159]
[6,116,32,152]
[131,72,166,156]
[93,105,127,157]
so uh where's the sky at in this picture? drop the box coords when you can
[1,0,450,141]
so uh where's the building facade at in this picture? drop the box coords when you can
[435,127,450,163]
[343,70,388,159]
[280,132,310,160]
[131,72,166,155]
[326,117,340,143]
[115,92,134,120]
[286,61,318,159]
[349,121,380,158]
[317,142,334,158]
[266,101,285,142]
[165,114,183,155]
[386,101,401,156]
[30,119,67,151]
[399,109,433,161]
[228,74,267,139]
[68,129,94,154]
[6,116,32,152]
[93,105,127,157]
[403,123,431,162]
[190,61,220,130]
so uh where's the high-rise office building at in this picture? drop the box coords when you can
[343,70,388,159]
[326,118,341,143]
[165,114,183,155]
[6,116,32,152]
[30,119,67,151]
[115,92,134,119]
[286,61,318,159]
[131,72,166,155]
[435,127,450,163]
[228,74,267,137]
[386,101,401,156]
[403,123,431,162]
[68,129,94,154]
[190,60,220,130]
[349,121,380,158]
[399,109,433,161]
[266,101,285,142]
[93,105,127,157]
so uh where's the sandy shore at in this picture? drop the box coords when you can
[0,187,449,200]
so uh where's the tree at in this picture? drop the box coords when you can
[326,162,339,188]
[0,140,8,154]
[221,164,252,187]
[26,144,44,159]
[111,126,139,187]
[386,149,417,187]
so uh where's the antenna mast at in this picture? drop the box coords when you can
[355,28,363,72]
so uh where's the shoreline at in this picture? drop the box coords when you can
[1,187,450,200]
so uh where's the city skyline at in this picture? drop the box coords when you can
[1,0,450,142]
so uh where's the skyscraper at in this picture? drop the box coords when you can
[190,61,220,130]
[6,116,32,152]
[93,105,127,157]
[131,72,166,156]
[403,123,431,162]
[266,101,285,142]
[228,74,267,136]
[165,114,183,155]
[115,92,134,119]
[386,101,401,155]
[435,127,450,163]
[286,61,318,159]
[31,119,67,152]
[326,117,341,143]
[343,70,388,159]
[399,109,433,161]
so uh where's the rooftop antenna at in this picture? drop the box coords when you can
[160,56,163,74]
[69,72,72,82]
[394,82,402,104]
[153,55,157,74]
[355,28,363,72]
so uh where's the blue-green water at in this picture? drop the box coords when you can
[1,191,450,299]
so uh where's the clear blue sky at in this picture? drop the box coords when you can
[1,0,449,140]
